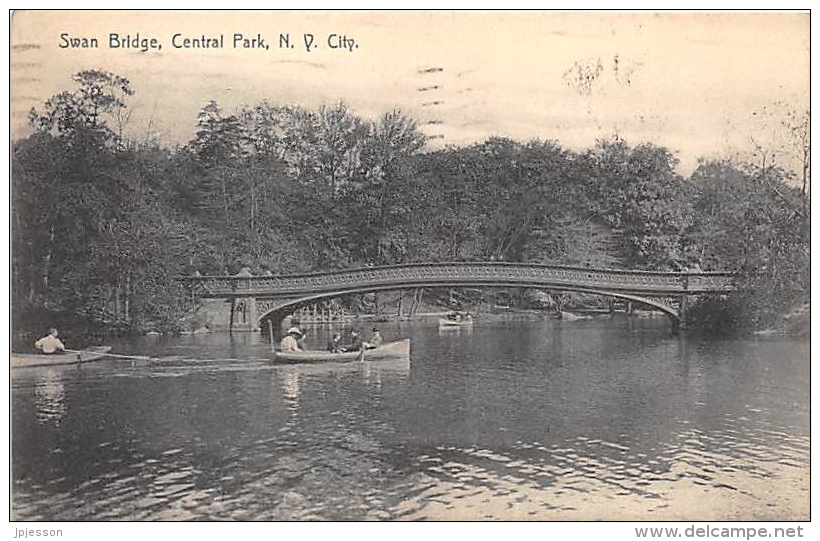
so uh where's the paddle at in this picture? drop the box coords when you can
[64,349,153,361]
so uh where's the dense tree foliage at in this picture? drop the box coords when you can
[683,160,810,332]
[11,71,810,335]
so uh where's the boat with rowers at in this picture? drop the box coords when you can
[11,346,113,369]
[438,314,474,328]
[271,339,410,364]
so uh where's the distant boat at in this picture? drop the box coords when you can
[11,346,112,369]
[271,339,410,364]
[558,311,592,321]
[438,317,473,328]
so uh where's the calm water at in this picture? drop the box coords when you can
[11,317,810,520]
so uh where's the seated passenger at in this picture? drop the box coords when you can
[344,329,363,352]
[327,333,343,353]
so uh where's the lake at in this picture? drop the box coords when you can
[11,316,810,520]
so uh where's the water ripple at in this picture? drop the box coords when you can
[11,321,809,520]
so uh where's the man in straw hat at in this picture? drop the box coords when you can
[280,326,305,352]
[368,327,383,349]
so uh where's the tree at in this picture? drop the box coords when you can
[14,70,195,331]
[782,107,810,232]
[685,159,809,331]
[744,102,809,231]
[581,139,694,269]
[28,69,134,148]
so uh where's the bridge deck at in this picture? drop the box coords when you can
[184,262,733,298]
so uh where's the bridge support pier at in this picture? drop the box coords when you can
[247,297,260,332]
[670,316,681,335]
[677,294,689,331]
[227,296,261,333]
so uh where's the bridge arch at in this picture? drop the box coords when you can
[256,283,682,327]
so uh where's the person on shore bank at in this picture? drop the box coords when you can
[327,333,343,353]
[35,328,65,354]
[280,327,303,352]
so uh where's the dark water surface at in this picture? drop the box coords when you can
[11,318,809,520]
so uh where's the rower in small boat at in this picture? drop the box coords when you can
[35,328,65,355]
[280,327,304,352]
[368,327,383,349]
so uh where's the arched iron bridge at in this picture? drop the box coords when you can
[183,262,734,331]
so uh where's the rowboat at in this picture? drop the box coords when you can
[438,317,473,328]
[11,346,113,369]
[271,339,410,364]
[557,311,593,321]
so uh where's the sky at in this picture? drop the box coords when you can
[10,10,810,176]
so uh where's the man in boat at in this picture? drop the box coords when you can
[368,327,383,349]
[35,328,65,354]
[280,327,304,352]
[344,329,364,352]
[327,332,343,353]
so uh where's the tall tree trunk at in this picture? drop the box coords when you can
[221,171,230,230]
[409,288,425,316]
[329,156,337,194]
[801,147,809,236]
[251,185,256,240]
[115,279,122,320]
[249,168,256,251]
[124,272,131,322]
[42,225,55,290]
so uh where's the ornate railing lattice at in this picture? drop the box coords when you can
[184,262,733,298]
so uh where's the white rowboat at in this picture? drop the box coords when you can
[271,339,410,364]
[11,346,113,369]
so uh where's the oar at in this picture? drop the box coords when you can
[64,349,153,361]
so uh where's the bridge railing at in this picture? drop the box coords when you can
[182,262,734,298]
